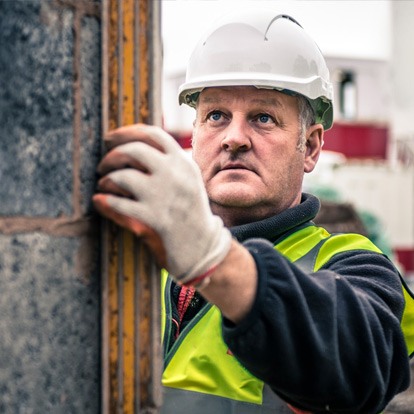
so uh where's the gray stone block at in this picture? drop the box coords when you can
[0,2,74,217]
[80,15,102,216]
[0,233,100,413]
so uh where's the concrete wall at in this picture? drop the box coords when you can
[0,1,102,412]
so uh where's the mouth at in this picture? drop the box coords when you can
[218,162,258,176]
[221,163,249,171]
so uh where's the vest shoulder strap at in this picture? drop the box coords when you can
[293,237,329,273]
[290,232,414,358]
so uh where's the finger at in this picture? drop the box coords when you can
[137,124,183,154]
[99,168,149,201]
[104,123,166,152]
[96,175,136,199]
[92,194,167,268]
[97,147,150,176]
[93,194,146,233]
[101,141,167,176]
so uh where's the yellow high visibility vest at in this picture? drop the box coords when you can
[161,225,414,413]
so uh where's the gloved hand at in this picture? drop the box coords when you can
[93,124,232,287]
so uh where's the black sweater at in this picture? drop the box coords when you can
[172,193,410,413]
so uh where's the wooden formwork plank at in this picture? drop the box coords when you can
[122,231,136,413]
[120,0,136,412]
[101,0,162,413]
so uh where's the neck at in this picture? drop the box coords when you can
[211,204,281,228]
[211,194,303,228]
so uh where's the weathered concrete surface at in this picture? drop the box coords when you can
[0,233,100,413]
[80,15,102,217]
[0,1,74,217]
[0,1,102,413]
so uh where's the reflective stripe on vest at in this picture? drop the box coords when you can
[161,226,414,412]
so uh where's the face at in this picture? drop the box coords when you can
[192,86,322,227]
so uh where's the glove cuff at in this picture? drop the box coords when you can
[173,223,233,286]
[180,263,219,289]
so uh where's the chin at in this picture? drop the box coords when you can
[209,192,260,209]
[208,181,262,203]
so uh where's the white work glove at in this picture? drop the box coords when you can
[93,124,232,287]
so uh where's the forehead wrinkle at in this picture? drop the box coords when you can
[198,95,224,105]
[198,93,284,109]
[249,97,282,108]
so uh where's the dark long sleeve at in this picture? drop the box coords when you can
[222,238,410,414]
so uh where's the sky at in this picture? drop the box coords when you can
[161,0,392,75]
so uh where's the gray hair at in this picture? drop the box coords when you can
[297,95,315,152]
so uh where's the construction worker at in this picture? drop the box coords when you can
[93,9,414,414]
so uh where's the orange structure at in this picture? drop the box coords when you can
[101,1,163,412]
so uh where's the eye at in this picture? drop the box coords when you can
[207,111,223,122]
[257,113,274,124]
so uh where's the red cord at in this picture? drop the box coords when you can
[286,404,312,414]
[175,286,196,339]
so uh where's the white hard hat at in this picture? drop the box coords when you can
[178,9,334,130]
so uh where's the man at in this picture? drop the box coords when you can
[93,9,414,414]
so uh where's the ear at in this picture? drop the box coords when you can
[304,124,324,173]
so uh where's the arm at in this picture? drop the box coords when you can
[197,239,258,323]
[222,238,410,414]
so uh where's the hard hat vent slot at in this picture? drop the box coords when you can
[264,14,303,40]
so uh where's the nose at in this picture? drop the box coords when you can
[221,118,252,153]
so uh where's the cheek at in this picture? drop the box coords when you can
[192,134,216,165]
[263,147,304,185]
[284,153,306,187]
[192,145,205,167]
[192,145,211,180]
